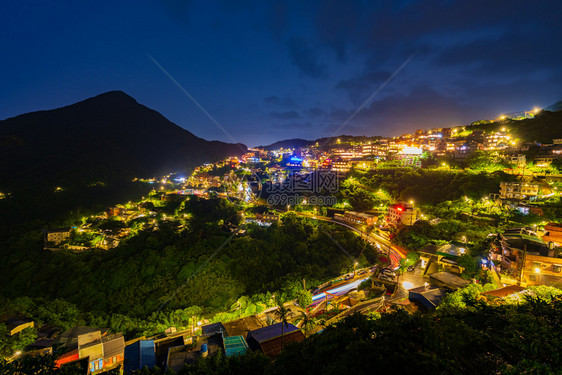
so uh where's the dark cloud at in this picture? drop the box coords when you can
[270,110,301,119]
[313,0,359,61]
[287,37,328,78]
[436,30,562,75]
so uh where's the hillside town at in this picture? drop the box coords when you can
[11,109,561,373]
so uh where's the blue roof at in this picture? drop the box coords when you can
[247,322,299,343]
[223,335,248,356]
[124,340,156,372]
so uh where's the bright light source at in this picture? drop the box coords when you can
[534,267,541,273]
[534,107,540,113]
[402,281,414,290]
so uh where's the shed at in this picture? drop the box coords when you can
[246,323,304,358]
[408,286,447,309]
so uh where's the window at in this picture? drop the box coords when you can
[554,264,562,273]
[529,274,537,282]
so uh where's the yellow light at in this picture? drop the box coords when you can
[534,267,541,274]
[500,116,506,120]
[534,107,540,113]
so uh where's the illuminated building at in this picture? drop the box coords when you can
[331,159,351,173]
[499,182,539,201]
[499,233,561,287]
[45,227,71,246]
[386,202,417,226]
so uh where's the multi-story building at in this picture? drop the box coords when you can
[508,154,526,167]
[55,327,125,372]
[498,233,562,286]
[45,227,71,246]
[386,202,417,226]
[499,182,539,201]
[331,159,351,173]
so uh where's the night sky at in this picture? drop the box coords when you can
[2,1,562,146]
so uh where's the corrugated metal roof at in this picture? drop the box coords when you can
[102,334,124,358]
[201,322,226,336]
[247,322,299,343]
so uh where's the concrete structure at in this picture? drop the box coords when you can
[45,227,71,245]
[499,181,539,201]
[386,202,417,226]
[499,233,562,287]
[419,243,467,275]
[543,222,562,246]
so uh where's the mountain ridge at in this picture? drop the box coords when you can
[0,90,246,191]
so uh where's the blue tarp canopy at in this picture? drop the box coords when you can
[223,335,248,356]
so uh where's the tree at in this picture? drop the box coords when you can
[295,311,314,338]
[274,304,291,349]
[295,290,312,308]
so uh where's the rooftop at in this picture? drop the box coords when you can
[409,286,446,309]
[247,322,300,344]
[429,272,470,290]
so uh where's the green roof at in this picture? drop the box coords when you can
[223,335,248,357]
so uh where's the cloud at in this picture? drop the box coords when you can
[287,37,328,78]
[269,110,301,119]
